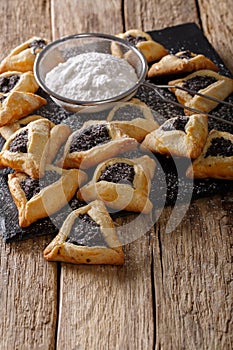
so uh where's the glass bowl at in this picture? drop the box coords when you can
[34,33,148,112]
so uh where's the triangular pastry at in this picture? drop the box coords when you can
[148,50,218,78]
[0,71,39,94]
[8,164,87,227]
[77,155,156,214]
[168,70,233,115]
[0,91,47,126]
[186,129,233,179]
[106,98,159,142]
[142,114,208,159]
[0,37,49,73]
[106,98,155,122]
[0,119,71,178]
[43,200,124,265]
[58,120,137,169]
[112,29,168,62]
[0,114,49,140]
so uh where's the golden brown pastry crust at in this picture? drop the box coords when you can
[106,98,159,142]
[0,114,51,140]
[59,121,137,169]
[8,164,87,228]
[77,155,156,214]
[148,51,218,78]
[47,123,72,164]
[0,91,47,127]
[186,130,233,179]
[0,119,71,178]
[142,114,208,159]
[112,29,168,63]
[0,71,39,94]
[0,36,49,73]
[43,200,124,265]
[168,70,233,115]
[110,118,159,142]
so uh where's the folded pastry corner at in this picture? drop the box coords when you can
[0,118,71,178]
[0,36,49,73]
[0,71,39,94]
[168,69,233,115]
[43,200,124,265]
[0,114,51,140]
[106,98,159,142]
[0,91,47,127]
[142,114,208,159]
[77,155,156,214]
[8,164,87,227]
[112,29,168,63]
[148,50,218,78]
[186,129,233,179]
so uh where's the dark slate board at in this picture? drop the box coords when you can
[0,22,233,242]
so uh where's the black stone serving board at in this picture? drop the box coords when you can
[0,22,233,242]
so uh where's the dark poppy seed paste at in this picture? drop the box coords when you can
[182,76,217,96]
[204,137,233,158]
[161,116,189,132]
[9,130,28,153]
[176,50,193,60]
[0,75,20,93]
[0,95,7,103]
[66,214,107,247]
[126,35,147,46]
[98,162,135,185]
[20,170,61,201]
[111,104,145,121]
[29,39,47,53]
[69,124,111,153]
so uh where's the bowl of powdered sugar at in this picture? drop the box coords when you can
[34,33,148,112]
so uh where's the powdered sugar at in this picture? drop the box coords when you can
[45,52,138,101]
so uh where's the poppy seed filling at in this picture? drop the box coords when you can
[204,137,233,158]
[98,162,135,185]
[182,75,217,96]
[69,124,111,153]
[126,34,147,46]
[66,214,107,247]
[20,170,61,201]
[161,116,189,132]
[176,50,193,60]
[0,75,20,93]
[29,39,47,54]
[9,129,28,153]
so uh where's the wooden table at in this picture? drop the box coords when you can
[0,1,232,349]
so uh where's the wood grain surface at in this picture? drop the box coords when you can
[0,0,232,349]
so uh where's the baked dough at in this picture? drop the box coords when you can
[142,114,208,159]
[112,29,168,63]
[0,71,39,94]
[0,119,71,178]
[59,121,137,169]
[0,114,50,140]
[77,155,156,214]
[186,129,233,179]
[0,36,49,73]
[148,50,218,78]
[168,69,233,115]
[8,164,87,227]
[43,200,124,265]
[106,98,159,142]
[0,91,47,127]
[110,118,159,142]
[106,98,155,122]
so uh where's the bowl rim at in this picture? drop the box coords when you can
[34,32,148,106]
